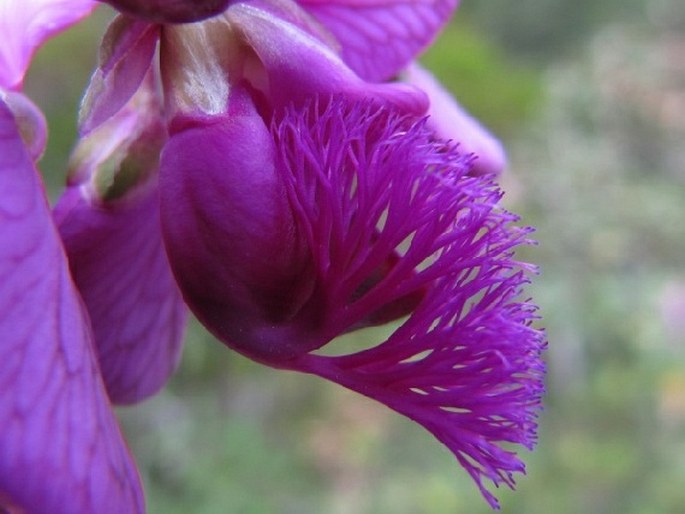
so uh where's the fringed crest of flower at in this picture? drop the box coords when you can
[270,97,546,508]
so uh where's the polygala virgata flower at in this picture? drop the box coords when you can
[160,87,545,508]
[0,0,545,511]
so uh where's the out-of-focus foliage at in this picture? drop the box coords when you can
[25,0,685,512]
[511,14,685,512]
[459,0,651,60]
[420,19,542,136]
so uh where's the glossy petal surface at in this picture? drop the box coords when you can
[160,90,312,362]
[0,0,96,90]
[0,100,143,513]
[299,0,458,81]
[225,2,429,115]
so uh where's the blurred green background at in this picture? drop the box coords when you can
[24,0,685,512]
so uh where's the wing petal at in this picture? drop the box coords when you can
[0,98,144,513]
[299,0,458,81]
[0,0,96,90]
[56,78,187,405]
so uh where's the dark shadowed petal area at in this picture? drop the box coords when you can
[402,62,507,176]
[298,0,458,82]
[273,99,545,507]
[55,79,187,405]
[0,99,144,513]
[0,0,96,91]
[103,0,230,23]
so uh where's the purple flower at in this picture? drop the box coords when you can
[159,84,545,507]
[60,0,425,405]
[0,0,545,510]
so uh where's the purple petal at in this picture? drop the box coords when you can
[0,99,143,512]
[272,98,544,506]
[298,0,458,82]
[246,0,341,47]
[102,0,230,23]
[54,185,187,405]
[160,88,314,363]
[402,62,507,176]
[79,15,159,135]
[224,2,429,114]
[1,90,48,161]
[0,0,96,90]
[55,79,187,405]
